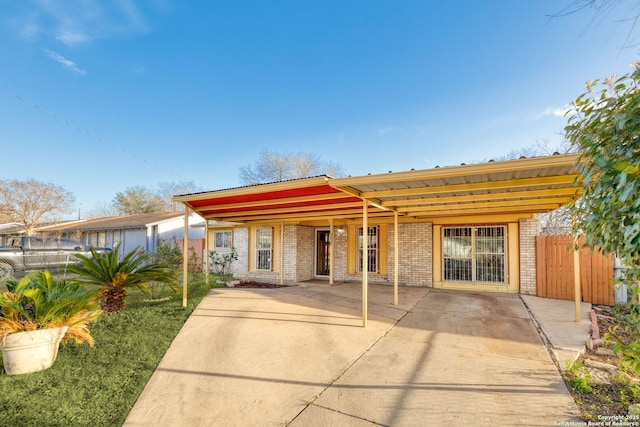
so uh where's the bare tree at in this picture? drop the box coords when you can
[156,181,204,211]
[480,141,575,234]
[551,0,640,48]
[86,201,120,219]
[239,150,345,185]
[487,140,574,163]
[113,186,166,215]
[537,206,573,235]
[0,179,74,235]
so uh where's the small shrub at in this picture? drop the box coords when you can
[566,360,594,394]
[153,240,183,268]
[607,294,640,376]
[209,248,238,282]
[188,249,202,273]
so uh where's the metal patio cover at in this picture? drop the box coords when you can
[173,153,581,223]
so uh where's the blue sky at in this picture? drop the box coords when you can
[0,0,637,215]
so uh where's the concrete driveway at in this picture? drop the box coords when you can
[124,283,581,426]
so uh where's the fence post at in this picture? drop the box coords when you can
[614,255,627,304]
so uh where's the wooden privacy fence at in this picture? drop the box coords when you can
[535,235,614,305]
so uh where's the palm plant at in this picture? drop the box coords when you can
[68,244,179,315]
[0,271,102,345]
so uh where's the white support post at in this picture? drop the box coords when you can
[362,199,368,328]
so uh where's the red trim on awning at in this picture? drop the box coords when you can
[202,196,362,214]
[187,184,342,208]
[199,205,366,218]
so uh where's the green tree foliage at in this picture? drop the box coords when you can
[113,186,166,215]
[565,66,640,276]
[565,64,640,373]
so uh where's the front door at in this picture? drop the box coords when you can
[315,229,331,277]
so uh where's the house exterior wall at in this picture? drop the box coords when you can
[332,230,348,280]
[294,225,314,282]
[228,216,538,294]
[390,223,432,287]
[49,213,205,259]
[70,228,147,259]
[157,215,205,241]
[232,227,249,276]
[231,222,433,286]
[122,229,148,253]
[519,217,539,295]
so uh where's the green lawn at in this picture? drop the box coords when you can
[0,275,217,427]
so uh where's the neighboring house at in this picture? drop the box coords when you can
[0,222,27,245]
[38,212,205,255]
[174,154,581,297]
[0,221,79,245]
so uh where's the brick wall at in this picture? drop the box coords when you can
[231,220,544,292]
[519,217,539,295]
[333,229,348,280]
[232,227,248,276]
[390,223,432,286]
[295,225,314,281]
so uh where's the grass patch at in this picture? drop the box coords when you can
[0,274,218,426]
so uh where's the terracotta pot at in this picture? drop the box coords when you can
[0,326,68,375]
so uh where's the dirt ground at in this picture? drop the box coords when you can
[563,305,640,420]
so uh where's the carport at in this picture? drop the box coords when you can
[173,153,582,326]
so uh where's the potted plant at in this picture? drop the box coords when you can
[0,271,102,375]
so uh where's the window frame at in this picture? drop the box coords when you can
[442,225,507,284]
[255,227,273,271]
[356,226,379,273]
[214,230,233,250]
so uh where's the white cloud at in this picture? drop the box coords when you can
[377,126,400,136]
[531,107,568,120]
[45,50,86,74]
[129,64,146,75]
[15,0,151,46]
[55,30,91,45]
